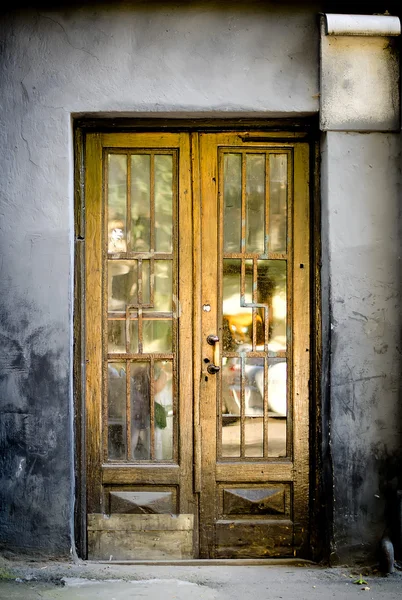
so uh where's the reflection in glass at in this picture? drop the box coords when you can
[245,417,263,457]
[268,361,287,458]
[221,417,240,457]
[108,261,137,311]
[151,261,173,312]
[223,154,242,253]
[143,320,172,353]
[154,360,173,460]
[257,260,287,351]
[108,362,126,460]
[222,259,252,351]
[244,259,253,304]
[108,154,127,253]
[130,362,150,460]
[246,154,265,253]
[131,154,151,252]
[222,357,240,416]
[108,320,126,353]
[129,319,139,354]
[269,155,287,253]
[155,155,173,252]
[245,357,264,416]
[268,361,287,417]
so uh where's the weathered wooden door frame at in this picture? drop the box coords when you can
[73,119,323,562]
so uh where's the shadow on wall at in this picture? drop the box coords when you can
[0,293,72,557]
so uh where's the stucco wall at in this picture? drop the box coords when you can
[0,2,319,557]
[321,132,402,563]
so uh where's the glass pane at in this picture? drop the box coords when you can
[257,260,287,351]
[246,154,265,253]
[108,320,126,353]
[131,154,151,252]
[268,360,287,457]
[151,261,173,312]
[245,259,253,304]
[245,417,263,457]
[142,260,151,305]
[154,155,173,252]
[129,319,138,354]
[154,360,173,460]
[108,261,137,311]
[108,154,127,253]
[108,362,126,460]
[222,357,240,416]
[223,153,242,252]
[143,320,172,353]
[269,154,287,253]
[221,417,240,457]
[222,259,252,352]
[130,362,150,460]
[245,357,264,417]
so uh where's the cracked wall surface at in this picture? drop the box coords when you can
[321,132,402,563]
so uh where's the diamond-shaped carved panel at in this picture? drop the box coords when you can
[109,491,175,514]
[223,487,286,516]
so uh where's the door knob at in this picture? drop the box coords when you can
[206,335,220,375]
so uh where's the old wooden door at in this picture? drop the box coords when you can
[84,131,310,560]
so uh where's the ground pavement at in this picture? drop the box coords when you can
[0,559,401,600]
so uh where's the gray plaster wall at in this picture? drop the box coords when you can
[321,132,402,563]
[0,1,319,557]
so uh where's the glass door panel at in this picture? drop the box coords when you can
[106,150,177,463]
[220,150,290,462]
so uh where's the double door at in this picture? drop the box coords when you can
[84,131,310,559]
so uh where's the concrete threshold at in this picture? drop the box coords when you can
[87,558,317,566]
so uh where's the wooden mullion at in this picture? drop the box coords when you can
[107,352,174,360]
[240,355,245,458]
[126,311,174,319]
[292,143,310,552]
[286,151,293,459]
[171,149,179,466]
[222,252,287,260]
[191,132,202,490]
[102,148,110,469]
[252,258,257,351]
[150,358,155,460]
[263,357,269,458]
[85,133,104,515]
[108,253,173,260]
[138,258,143,354]
[126,360,131,461]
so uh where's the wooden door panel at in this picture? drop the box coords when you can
[85,133,195,559]
[199,133,310,558]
